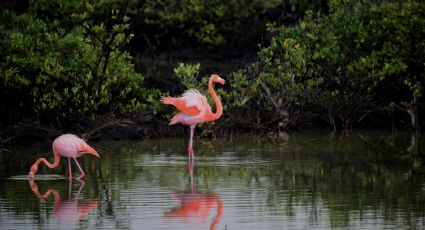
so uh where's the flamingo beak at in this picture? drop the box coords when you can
[83,145,100,158]
[29,164,38,180]
[218,77,225,85]
[90,149,100,158]
[29,171,34,180]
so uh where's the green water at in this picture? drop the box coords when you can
[0,131,424,229]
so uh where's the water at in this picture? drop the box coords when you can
[1,131,424,229]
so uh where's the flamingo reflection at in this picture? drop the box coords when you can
[29,178,98,223]
[165,160,223,229]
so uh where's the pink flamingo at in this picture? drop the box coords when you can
[161,74,225,159]
[28,134,100,180]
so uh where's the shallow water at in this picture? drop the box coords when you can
[1,131,424,229]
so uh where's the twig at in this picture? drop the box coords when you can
[1,135,16,144]
[198,116,233,137]
[81,119,136,140]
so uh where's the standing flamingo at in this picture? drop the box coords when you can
[161,74,225,159]
[28,134,100,180]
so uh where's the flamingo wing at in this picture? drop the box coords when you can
[53,134,80,158]
[161,89,208,116]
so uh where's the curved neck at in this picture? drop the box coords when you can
[30,152,61,176]
[208,78,223,120]
[38,151,61,169]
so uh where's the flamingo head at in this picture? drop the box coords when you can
[84,145,100,158]
[78,141,100,158]
[211,74,225,85]
[29,164,38,180]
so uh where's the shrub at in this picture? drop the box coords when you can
[0,1,161,124]
[224,0,425,130]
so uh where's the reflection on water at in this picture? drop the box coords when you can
[29,179,98,224]
[0,131,424,229]
[164,160,223,229]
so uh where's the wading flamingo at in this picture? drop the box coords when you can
[28,134,99,180]
[161,74,225,160]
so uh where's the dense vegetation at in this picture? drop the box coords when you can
[0,0,423,139]
[0,1,161,127]
[218,0,425,131]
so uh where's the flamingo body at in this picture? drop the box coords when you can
[161,74,225,159]
[161,90,205,117]
[53,134,94,158]
[29,134,99,180]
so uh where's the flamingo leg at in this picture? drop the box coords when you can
[68,158,73,179]
[68,177,72,197]
[188,125,196,160]
[73,157,86,179]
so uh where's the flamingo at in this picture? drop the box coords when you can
[28,134,100,180]
[161,74,225,160]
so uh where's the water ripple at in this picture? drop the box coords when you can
[8,174,66,180]
[134,155,281,167]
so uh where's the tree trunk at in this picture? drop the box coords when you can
[401,102,419,131]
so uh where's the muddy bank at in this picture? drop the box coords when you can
[0,105,416,147]
[0,112,243,147]
[0,115,182,146]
